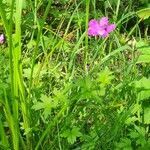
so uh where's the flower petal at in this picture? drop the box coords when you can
[99,17,109,27]
[88,19,101,36]
[107,24,116,33]
[88,17,116,37]
[0,34,4,44]
[88,19,98,26]
[98,29,106,36]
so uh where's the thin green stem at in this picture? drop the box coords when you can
[29,0,52,97]
[85,0,90,74]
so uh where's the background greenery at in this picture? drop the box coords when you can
[0,0,150,149]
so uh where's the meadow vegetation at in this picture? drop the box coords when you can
[0,0,150,149]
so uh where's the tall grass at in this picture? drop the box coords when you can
[0,0,28,149]
[0,0,150,149]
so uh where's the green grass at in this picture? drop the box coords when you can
[0,0,150,149]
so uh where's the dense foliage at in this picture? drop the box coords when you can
[0,0,150,149]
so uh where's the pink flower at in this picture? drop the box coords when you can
[88,17,116,38]
[0,34,4,44]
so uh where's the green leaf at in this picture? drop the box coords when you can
[138,47,150,55]
[134,77,150,89]
[138,90,150,101]
[23,64,47,79]
[61,127,82,144]
[136,40,150,55]
[27,40,36,49]
[134,77,150,101]
[137,8,150,20]
[129,130,139,139]
[144,107,150,124]
[125,116,138,125]
[97,67,114,85]
[137,55,150,63]
[32,94,58,119]
[76,76,97,99]
[136,40,149,48]
[115,138,132,150]
[0,118,9,148]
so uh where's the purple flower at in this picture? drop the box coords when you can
[88,17,116,38]
[0,34,4,44]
